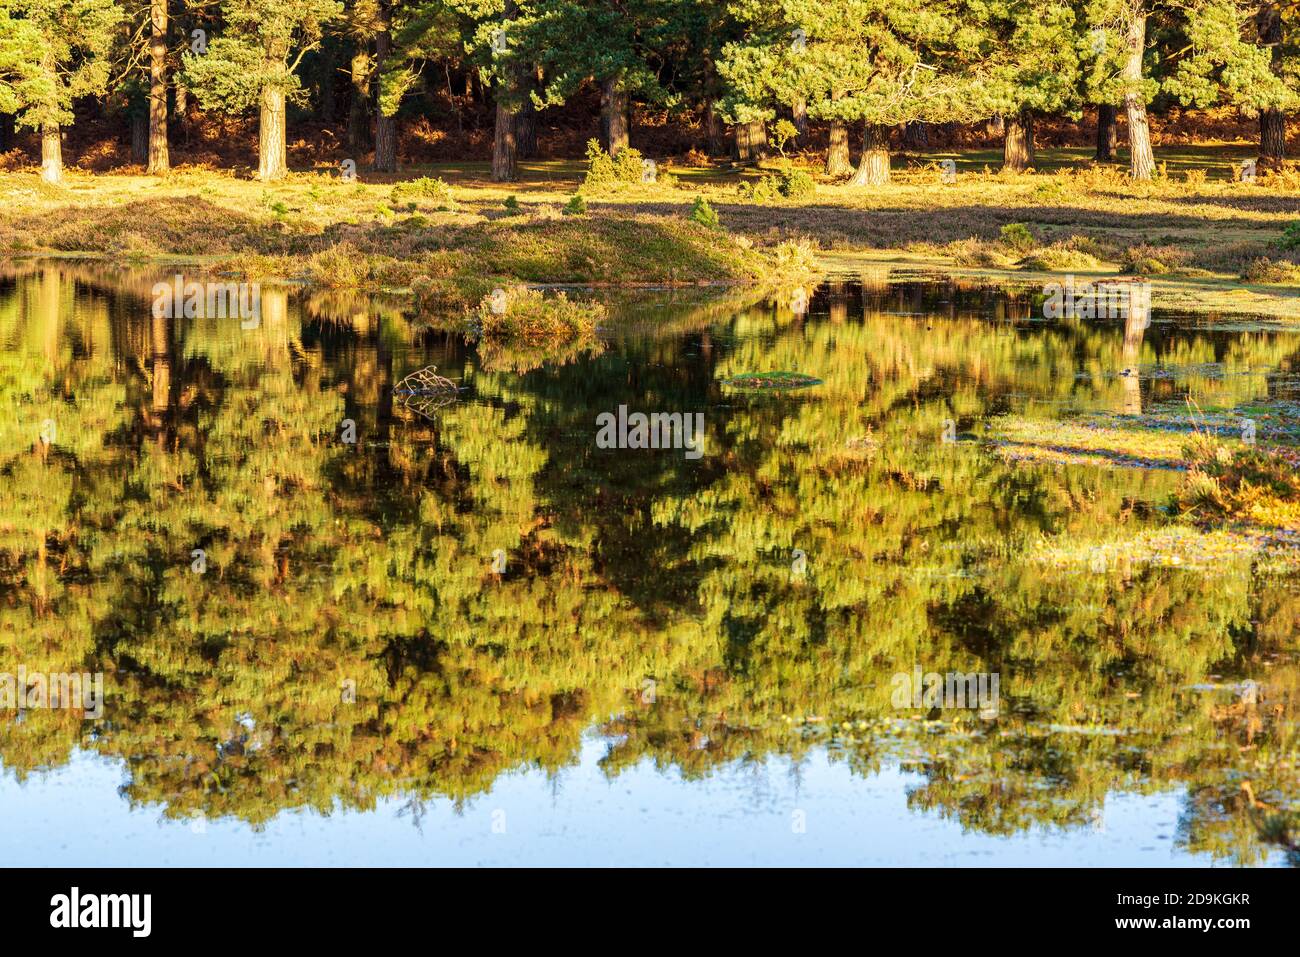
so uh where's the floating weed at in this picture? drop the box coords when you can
[720,371,823,392]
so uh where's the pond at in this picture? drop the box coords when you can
[0,261,1296,866]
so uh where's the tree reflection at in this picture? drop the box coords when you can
[0,263,1296,864]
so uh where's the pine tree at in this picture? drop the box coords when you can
[722,0,983,185]
[969,0,1084,172]
[1162,0,1299,168]
[180,0,342,182]
[0,0,125,184]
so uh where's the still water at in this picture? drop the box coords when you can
[0,262,1296,866]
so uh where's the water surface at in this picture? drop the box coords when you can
[0,262,1296,866]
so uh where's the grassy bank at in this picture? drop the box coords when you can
[2,145,1298,316]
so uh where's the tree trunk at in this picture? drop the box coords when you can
[1002,110,1035,172]
[902,120,929,151]
[792,97,807,141]
[258,84,288,182]
[1123,12,1156,180]
[373,15,397,172]
[702,56,724,156]
[316,44,336,123]
[348,50,372,152]
[1095,104,1118,161]
[826,120,851,176]
[601,76,629,155]
[147,0,169,174]
[734,120,767,163]
[1120,299,1147,415]
[516,75,537,159]
[492,91,518,181]
[41,124,62,184]
[1257,4,1286,167]
[1261,109,1287,167]
[848,122,890,186]
[131,113,148,164]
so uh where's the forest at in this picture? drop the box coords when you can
[0,1,1296,185]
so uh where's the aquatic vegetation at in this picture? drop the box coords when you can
[720,371,823,392]
[1177,437,1300,532]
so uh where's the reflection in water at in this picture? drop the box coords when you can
[0,261,1297,865]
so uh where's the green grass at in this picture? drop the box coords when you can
[3,145,1299,316]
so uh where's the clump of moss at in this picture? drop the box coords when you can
[475,286,604,344]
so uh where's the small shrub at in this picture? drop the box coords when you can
[582,139,647,191]
[1184,168,1208,187]
[307,242,370,287]
[1121,244,1188,275]
[770,119,799,155]
[768,238,820,285]
[563,194,587,216]
[502,195,522,215]
[737,167,816,204]
[999,223,1037,254]
[946,238,1017,268]
[1243,257,1300,284]
[476,286,604,343]
[390,176,458,210]
[1019,245,1103,271]
[684,147,711,167]
[690,196,720,229]
[1277,221,1300,251]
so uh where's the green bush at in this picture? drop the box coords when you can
[780,169,816,200]
[999,222,1036,254]
[737,167,817,204]
[582,139,648,190]
[563,194,587,216]
[476,286,604,343]
[502,195,522,216]
[1278,221,1300,251]
[690,197,720,229]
